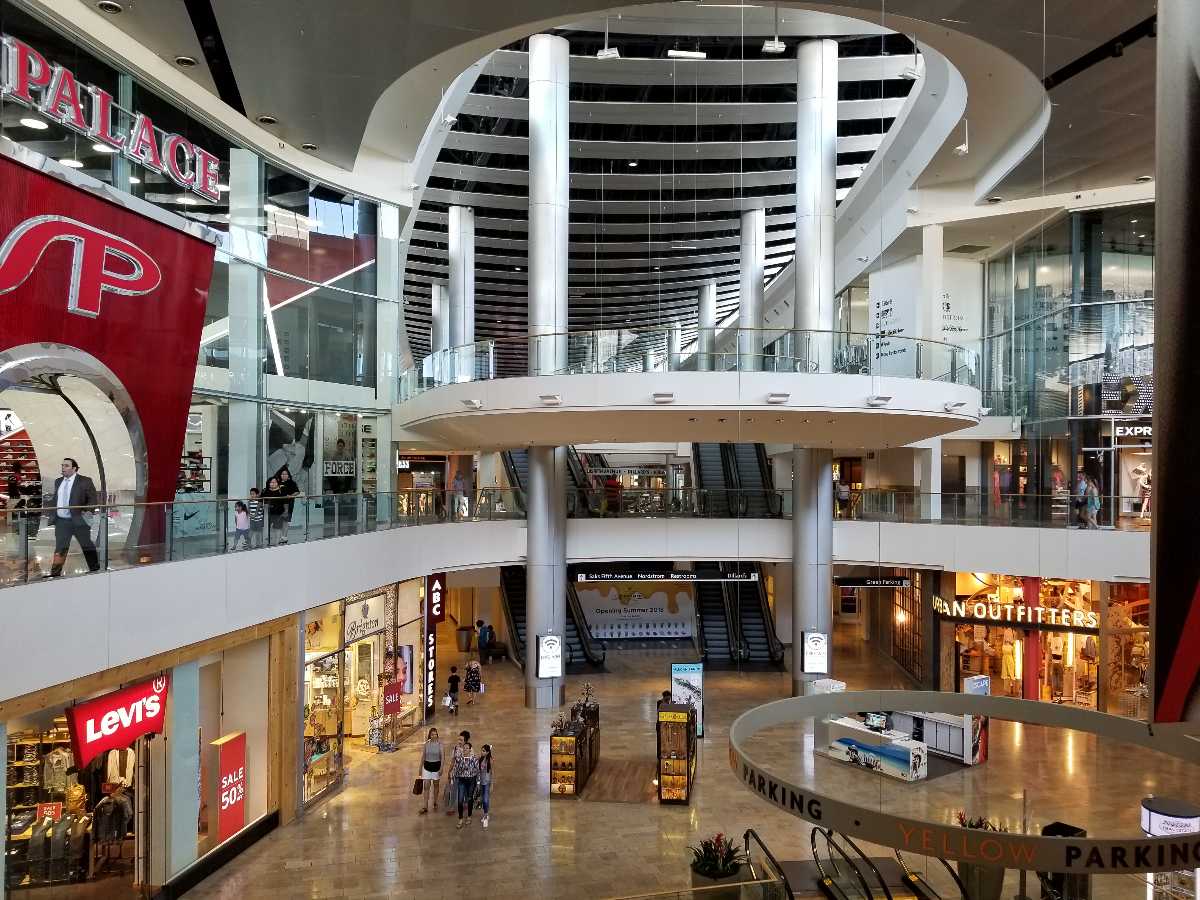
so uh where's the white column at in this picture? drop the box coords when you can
[669,322,682,371]
[525,32,570,709]
[227,148,262,499]
[920,224,944,343]
[448,205,476,347]
[792,447,833,695]
[738,208,766,371]
[794,39,838,369]
[697,281,717,372]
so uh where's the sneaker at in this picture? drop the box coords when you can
[482,815,489,828]
[456,819,464,830]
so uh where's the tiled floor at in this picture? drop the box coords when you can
[183,623,1198,899]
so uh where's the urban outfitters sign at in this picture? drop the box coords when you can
[0,34,222,201]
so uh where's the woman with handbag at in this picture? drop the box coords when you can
[417,728,443,814]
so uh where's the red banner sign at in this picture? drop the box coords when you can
[383,681,404,715]
[215,731,247,843]
[0,154,216,524]
[65,675,169,768]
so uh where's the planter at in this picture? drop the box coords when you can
[691,866,745,898]
[956,862,1005,900]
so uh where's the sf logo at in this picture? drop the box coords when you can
[0,215,161,317]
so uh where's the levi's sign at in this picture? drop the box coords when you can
[65,675,170,768]
[0,34,221,201]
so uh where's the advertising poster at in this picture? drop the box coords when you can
[576,581,695,639]
[397,645,414,694]
[671,663,704,737]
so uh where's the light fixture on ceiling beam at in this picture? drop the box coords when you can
[953,119,969,157]
[668,48,706,60]
[597,17,620,59]
[762,5,785,54]
[866,395,892,407]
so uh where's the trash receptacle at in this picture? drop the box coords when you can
[456,626,473,652]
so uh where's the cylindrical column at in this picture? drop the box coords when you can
[525,33,570,709]
[447,205,475,347]
[669,322,682,371]
[697,281,717,371]
[430,282,449,353]
[738,208,766,371]
[792,447,833,696]
[1151,0,1200,723]
[528,33,570,375]
[794,39,837,372]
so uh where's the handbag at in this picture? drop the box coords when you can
[412,777,424,796]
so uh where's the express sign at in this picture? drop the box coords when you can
[0,34,221,201]
[65,675,170,768]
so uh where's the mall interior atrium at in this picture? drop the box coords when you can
[0,0,1196,897]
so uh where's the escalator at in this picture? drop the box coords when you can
[692,442,735,516]
[723,562,785,666]
[499,565,527,668]
[695,561,736,664]
[726,443,782,517]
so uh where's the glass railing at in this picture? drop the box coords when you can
[399,328,980,401]
[2,486,1142,590]
[0,489,523,588]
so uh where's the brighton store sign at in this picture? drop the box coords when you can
[0,34,222,201]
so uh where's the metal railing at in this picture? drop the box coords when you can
[1,486,1144,590]
[399,327,980,401]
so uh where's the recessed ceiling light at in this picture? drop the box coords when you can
[256,114,278,126]
[129,176,141,184]
[19,117,48,130]
[96,0,123,12]
[1135,175,1153,183]
[59,158,84,169]
[301,142,318,151]
[174,55,198,68]
[92,143,117,154]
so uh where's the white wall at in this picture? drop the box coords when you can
[0,517,1149,703]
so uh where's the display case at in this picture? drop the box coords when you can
[657,703,696,804]
[550,720,599,797]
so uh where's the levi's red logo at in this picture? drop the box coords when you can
[0,215,161,318]
[65,675,170,768]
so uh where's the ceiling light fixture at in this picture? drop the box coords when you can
[762,5,785,53]
[96,0,123,12]
[19,117,48,130]
[597,16,620,59]
[668,48,707,60]
[174,55,198,68]
[58,158,84,169]
[256,114,278,126]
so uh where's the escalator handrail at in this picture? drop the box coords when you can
[834,832,894,900]
[566,581,606,666]
[498,568,525,670]
[743,829,795,900]
[811,827,875,899]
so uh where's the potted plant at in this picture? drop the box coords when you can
[689,832,748,891]
[954,811,1008,900]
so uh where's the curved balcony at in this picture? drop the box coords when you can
[395,328,982,448]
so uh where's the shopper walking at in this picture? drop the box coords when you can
[444,730,469,815]
[275,466,301,543]
[446,666,461,715]
[232,501,250,551]
[262,477,288,545]
[478,744,494,828]
[417,728,443,814]
[464,659,482,705]
[453,741,480,829]
[247,487,265,548]
[48,458,100,577]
